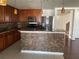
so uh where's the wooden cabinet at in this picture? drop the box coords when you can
[11,7,16,22]
[4,6,18,22]
[0,6,5,22]
[7,32,14,46]
[11,8,18,22]
[4,33,8,48]
[0,29,20,52]
[11,30,20,43]
[0,5,18,23]
[0,34,4,51]
[13,31,18,42]
[4,6,11,22]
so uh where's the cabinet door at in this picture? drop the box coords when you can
[0,6,4,22]
[0,35,4,51]
[4,33,8,48]
[13,30,18,42]
[11,7,15,22]
[7,32,13,46]
[11,8,18,22]
[4,6,11,22]
[12,30,20,43]
[17,31,20,40]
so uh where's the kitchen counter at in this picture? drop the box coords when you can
[20,30,67,54]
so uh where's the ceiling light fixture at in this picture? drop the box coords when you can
[40,0,48,14]
[61,7,65,13]
[0,0,7,6]
[61,0,65,14]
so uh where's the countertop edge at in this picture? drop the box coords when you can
[19,30,66,34]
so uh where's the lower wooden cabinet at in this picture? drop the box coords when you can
[0,34,4,51]
[7,32,14,46]
[4,34,8,48]
[13,30,18,42]
[0,29,20,52]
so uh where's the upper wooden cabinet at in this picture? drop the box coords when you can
[0,5,18,23]
[0,6,5,22]
[11,8,18,22]
[4,6,11,22]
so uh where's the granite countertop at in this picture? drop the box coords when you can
[0,29,17,34]
[19,30,66,34]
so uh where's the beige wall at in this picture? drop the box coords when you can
[54,10,73,33]
[73,9,79,39]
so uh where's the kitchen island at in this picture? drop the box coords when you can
[20,31,67,55]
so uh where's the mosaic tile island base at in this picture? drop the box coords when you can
[20,31,67,53]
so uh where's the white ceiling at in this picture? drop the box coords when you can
[7,0,79,9]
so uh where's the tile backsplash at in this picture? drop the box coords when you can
[0,22,18,32]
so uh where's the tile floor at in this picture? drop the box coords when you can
[0,41,64,59]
